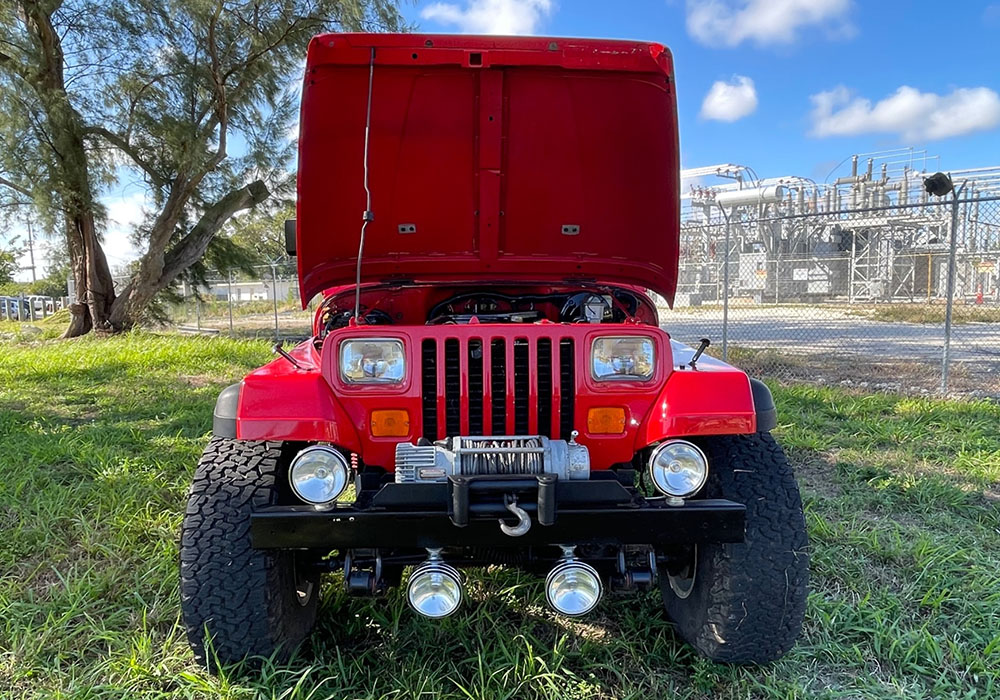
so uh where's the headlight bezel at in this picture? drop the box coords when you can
[590,335,657,383]
[339,337,407,385]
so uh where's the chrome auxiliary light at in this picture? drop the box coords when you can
[545,546,603,617]
[288,445,350,508]
[648,439,708,500]
[406,549,463,619]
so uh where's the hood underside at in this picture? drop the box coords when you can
[296,33,680,306]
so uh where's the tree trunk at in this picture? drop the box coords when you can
[22,2,117,338]
[63,210,116,337]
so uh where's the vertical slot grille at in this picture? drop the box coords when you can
[421,339,437,440]
[490,339,506,434]
[537,338,552,436]
[444,338,461,437]
[559,338,575,440]
[468,339,484,435]
[513,339,530,434]
[419,334,575,441]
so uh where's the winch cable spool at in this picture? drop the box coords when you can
[354,47,376,322]
[394,435,590,483]
[460,437,544,476]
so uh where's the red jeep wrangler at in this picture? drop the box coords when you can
[180,33,808,669]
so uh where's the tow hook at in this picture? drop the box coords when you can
[499,496,532,537]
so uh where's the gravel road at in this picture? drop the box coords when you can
[662,306,1000,370]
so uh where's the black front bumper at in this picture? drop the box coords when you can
[250,475,746,550]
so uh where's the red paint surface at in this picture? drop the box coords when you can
[235,327,757,470]
[635,367,756,446]
[233,33,756,471]
[236,342,362,451]
[295,33,680,306]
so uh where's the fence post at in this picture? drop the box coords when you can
[848,235,856,304]
[227,272,234,336]
[719,205,731,362]
[195,295,201,331]
[941,183,967,394]
[271,263,279,341]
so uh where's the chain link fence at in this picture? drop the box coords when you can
[167,261,314,341]
[164,195,1000,398]
[666,192,1000,397]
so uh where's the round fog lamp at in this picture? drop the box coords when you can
[289,445,349,507]
[648,440,708,498]
[545,560,603,617]
[407,561,463,618]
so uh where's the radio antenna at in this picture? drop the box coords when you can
[354,47,376,322]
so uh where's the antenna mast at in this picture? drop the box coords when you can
[354,47,376,322]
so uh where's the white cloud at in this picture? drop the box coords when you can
[700,75,758,122]
[985,4,1000,27]
[421,0,553,35]
[810,85,1000,141]
[686,0,854,48]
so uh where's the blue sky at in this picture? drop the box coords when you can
[7,0,1000,280]
[409,0,1000,182]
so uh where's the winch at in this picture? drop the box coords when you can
[394,434,590,483]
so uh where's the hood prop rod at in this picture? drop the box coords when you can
[354,47,376,323]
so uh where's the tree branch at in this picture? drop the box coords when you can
[157,179,269,286]
[204,1,228,172]
[82,125,165,187]
[0,174,32,198]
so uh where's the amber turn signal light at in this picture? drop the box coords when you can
[371,409,410,437]
[587,407,626,435]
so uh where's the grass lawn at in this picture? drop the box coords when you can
[845,303,1000,325]
[1,331,998,699]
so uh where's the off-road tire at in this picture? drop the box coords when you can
[180,438,320,670]
[660,432,809,664]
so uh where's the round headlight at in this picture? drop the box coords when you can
[648,440,708,498]
[289,445,349,507]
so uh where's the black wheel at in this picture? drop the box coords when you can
[660,432,809,664]
[180,438,320,670]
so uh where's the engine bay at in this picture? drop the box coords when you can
[315,285,660,339]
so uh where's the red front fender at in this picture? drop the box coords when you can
[235,343,362,452]
[634,342,756,450]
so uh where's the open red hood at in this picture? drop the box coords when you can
[296,33,679,306]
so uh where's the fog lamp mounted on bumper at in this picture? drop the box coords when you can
[648,439,708,500]
[288,445,350,507]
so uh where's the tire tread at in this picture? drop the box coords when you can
[663,432,809,664]
[180,437,318,669]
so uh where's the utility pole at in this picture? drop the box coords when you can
[26,220,37,282]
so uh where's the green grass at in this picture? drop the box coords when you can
[846,303,1000,325]
[169,298,307,321]
[1,333,998,699]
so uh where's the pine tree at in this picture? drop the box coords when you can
[0,0,403,336]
